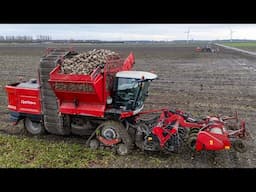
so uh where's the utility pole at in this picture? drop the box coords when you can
[185,28,190,44]
[230,29,235,42]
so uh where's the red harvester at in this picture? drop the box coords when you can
[5,48,247,155]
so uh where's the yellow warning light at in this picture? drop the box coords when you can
[148,137,153,141]
[209,140,214,145]
[225,146,230,150]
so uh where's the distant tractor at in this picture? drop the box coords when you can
[196,45,219,53]
[201,45,213,52]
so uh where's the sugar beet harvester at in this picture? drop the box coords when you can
[5,48,247,155]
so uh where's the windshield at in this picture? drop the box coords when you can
[114,77,150,110]
[117,78,139,91]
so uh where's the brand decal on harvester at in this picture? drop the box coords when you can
[21,100,36,105]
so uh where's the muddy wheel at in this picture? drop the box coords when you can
[101,124,120,141]
[187,134,198,151]
[116,143,129,156]
[233,140,247,153]
[89,139,100,150]
[24,118,45,135]
[97,121,132,155]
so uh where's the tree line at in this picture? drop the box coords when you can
[0,35,51,42]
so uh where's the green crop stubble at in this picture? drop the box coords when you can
[0,134,115,168]
[222,42,256,48]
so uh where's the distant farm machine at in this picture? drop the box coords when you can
[196,44,219,53]
[5,48,247,155]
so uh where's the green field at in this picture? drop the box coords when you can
[221,42,256,49]
[0,134,115,168]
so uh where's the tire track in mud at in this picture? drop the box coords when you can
[225,57,256,165]
[197,56,256,168]
[136,49,256,167]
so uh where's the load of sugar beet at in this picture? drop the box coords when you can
[60,49,121,75]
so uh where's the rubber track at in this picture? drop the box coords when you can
[39,48,71,135]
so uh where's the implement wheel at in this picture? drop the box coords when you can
[116,144,129,156]
[24,118,45,135]
[89,139,100,150]
[187,133,198,151]
[233,140,247,153]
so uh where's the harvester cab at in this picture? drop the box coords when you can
[113,71,157,112]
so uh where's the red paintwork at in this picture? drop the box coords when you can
[49,52,135,117]
[59,102,106,117]
[122,52,135,70]
[196,131,231,151]
[145,109,205,149]
[156,109,205,129]
[195,115,245,151]
[163,113,204,129]
[97,136,121,146]
[5,84,41,115]
[152,122,178,147]
[120,111,134,119]
[49,65,104,102]
[49,65,105,117]
[147,109,246,151]
[5,51,135,120]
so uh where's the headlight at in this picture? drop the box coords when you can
[107,96,112,104]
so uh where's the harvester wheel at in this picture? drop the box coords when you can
[116,143,129,156]
[97,121,132,155]
[89,139,100,150]
[187,133,198,151]
[233,140,247,153]
[24,118,45,135]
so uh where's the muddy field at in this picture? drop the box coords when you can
[0,43,256,168]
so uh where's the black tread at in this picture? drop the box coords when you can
[42,98,58,103]
[43,104,59,110]
[40,77,52,81]
[40,62,58,68]
[41,83,52,90]
[41,89,56,97]
[39,48,71,135]
[40,68,57,75]
[43,110,58,116]
[44,118,62,124]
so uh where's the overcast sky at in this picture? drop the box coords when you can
[0,24,256,41]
